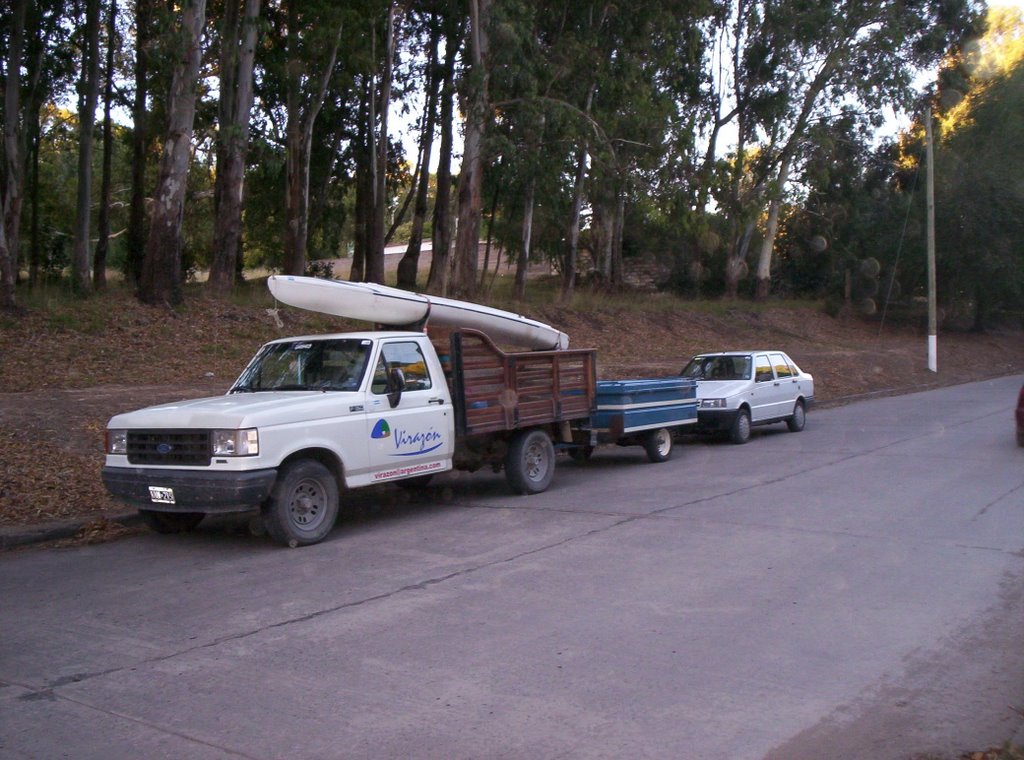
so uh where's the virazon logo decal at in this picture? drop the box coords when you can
[371,419,391,439]
[392,428,444,456]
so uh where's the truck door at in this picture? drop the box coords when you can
[366,340,454,482]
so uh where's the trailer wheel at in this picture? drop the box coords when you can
[138,510,204,534]
[262,460,339,547]
[505,429,556,495]
[643,428,673,463]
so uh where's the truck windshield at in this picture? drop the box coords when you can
[231,339,372,392]
[681,355,752,381]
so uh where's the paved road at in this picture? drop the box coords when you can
[3,376,1024,760]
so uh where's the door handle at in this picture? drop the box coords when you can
[428,398,445,406]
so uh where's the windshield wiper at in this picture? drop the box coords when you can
[270,384,311,391]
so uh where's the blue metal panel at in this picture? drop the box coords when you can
[591,377,698,435]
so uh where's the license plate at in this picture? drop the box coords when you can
[148,486,175,504]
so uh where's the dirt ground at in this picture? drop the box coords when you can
[1,278,1023,537]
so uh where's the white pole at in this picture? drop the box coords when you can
[925,108,938,373]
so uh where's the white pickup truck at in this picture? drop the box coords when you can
[102,328,597,546]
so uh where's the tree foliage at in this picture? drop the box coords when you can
[2,0,1018,334]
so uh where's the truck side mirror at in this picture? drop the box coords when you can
[387,367,406,408]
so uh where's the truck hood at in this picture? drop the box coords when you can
[107,391,366,429]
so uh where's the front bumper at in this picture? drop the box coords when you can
[102,466,278,513]
[694,408,741,432]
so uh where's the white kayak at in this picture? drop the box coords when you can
[267,275,570,350]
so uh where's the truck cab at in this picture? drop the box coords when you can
[102,332,456,546]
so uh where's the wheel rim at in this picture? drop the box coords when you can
[653,429,671,456]
[738,413,750,439]
[524,439,550,482]
[288,478,328,530]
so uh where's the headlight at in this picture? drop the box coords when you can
[212,428,259,456]
[700,398,727,409]
[106,429,127,455]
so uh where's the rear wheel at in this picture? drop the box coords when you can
[643,428,673,463]
[730,409,751,445]
[787,400,806,432]
[505,429,556,495]
[138,510,204,534]
[262,460,339,547]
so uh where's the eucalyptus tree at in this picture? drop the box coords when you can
[714,0,981,300]
[424,13,461,294]
[1,0,73,310]
[93,0,120,292]
[138,0,207,306]
[71,0,102,295]
[257,0,349,277]
[208,0,262,295]
[932,6,1024,329]
[450,0,491,300]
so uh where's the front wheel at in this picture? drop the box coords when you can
[262,460,339,547]
[138,510,204,534]
[730,409,751,445]
[787,400,806,432]
[505,429,556,495]
[643,428,673,463]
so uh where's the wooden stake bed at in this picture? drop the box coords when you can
[435,329,597,437]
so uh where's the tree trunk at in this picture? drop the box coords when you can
[396,24,440,291]
[371,5,395,284]
[754,154,791,301]
[515,178,534,301]
[72,0,102,295]
[125,0,152,289]
[425,20,460,295]
[451,0,490,300]
[724,220,756,299]
[209,0,261,294]
[282,5,343,277]
[93,0,118,292]
[138,0,207,306]
[0,0,28,311]
[610,191,625,288]
[561,84,595,303]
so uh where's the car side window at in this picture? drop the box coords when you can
[771,353,793,379]
[371,342,433,395]
[755,355,774,383]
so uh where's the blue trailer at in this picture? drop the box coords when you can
[572,377,698,463]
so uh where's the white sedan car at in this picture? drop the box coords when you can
[680,350,814,444]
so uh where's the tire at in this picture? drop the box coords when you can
[262,460,339,547]
[505,429,556,495]
[643,428,673,463]
[1018,430,1024,448]
[730,408,751,445]
[138,510,204,534]
[786,400,806,432]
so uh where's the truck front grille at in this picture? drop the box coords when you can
[127,430,212,466]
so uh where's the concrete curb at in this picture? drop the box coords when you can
[0,511,140,550]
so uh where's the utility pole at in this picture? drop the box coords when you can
[925,107,937,373]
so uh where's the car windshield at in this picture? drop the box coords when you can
[230,339,372,392]
[681,355,752,381]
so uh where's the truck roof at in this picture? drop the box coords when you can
[263,330,427,345]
